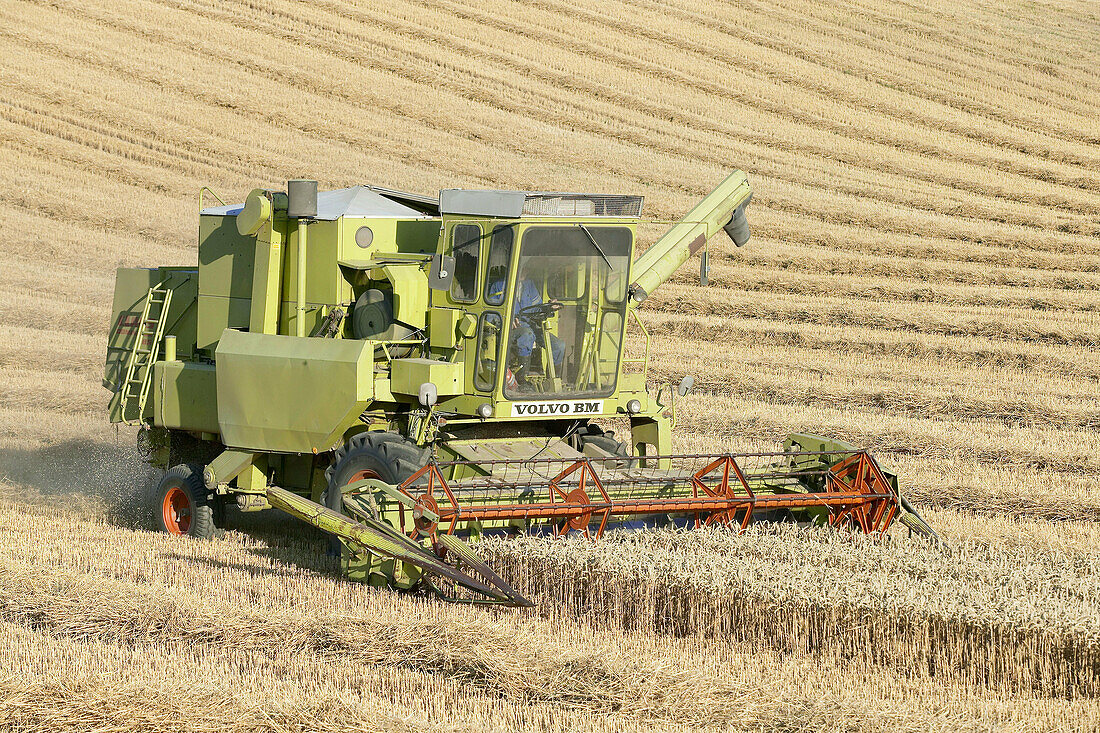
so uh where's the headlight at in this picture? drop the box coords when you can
[626,399,642,414]
[476,403,493,419]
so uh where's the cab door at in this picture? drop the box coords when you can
[436,218,516,399]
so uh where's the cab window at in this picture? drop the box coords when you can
[474,312,503,392]
[450,224,481,302]
[484,225,514,306]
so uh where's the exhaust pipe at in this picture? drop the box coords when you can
[288,180,318,337]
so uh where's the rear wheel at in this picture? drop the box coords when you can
[154,464,216,539]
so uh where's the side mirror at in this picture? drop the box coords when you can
[428,254,456,290]
[677,375,694,397]
[418,382,438,408]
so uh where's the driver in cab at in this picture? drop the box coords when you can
[487,276,565,375]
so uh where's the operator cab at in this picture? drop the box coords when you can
[501,225,631,397]
[436,191,642,412]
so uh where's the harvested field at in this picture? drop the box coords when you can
[3,491,1100,732]
[1,0,1099,728]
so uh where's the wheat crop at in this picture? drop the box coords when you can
[3,493,1100,732]
[482,521,1100,698]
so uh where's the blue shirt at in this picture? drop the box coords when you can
[488,278,542,312]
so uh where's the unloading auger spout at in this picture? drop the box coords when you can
[628,170,752,303]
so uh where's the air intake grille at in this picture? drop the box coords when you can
[522,193,644,218]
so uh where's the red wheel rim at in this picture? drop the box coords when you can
[412,493,439,535]
[341,469,380,511]
[162,486,192,535]
[563,488,592,532]
[346,469,380,489]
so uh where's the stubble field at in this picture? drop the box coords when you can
[1,0,1099,730]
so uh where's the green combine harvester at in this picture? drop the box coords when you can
[105,172,935,605]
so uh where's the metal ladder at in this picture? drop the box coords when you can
[119,284,173,425]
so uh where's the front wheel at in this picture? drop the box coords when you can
[324,432,427,515]
[324,432,429,585]
[154,464,216,539]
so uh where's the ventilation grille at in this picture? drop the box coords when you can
[522,194,644,218]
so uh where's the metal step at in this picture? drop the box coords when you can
[117,284,172,425]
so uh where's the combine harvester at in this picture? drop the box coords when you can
[105,172,935,605]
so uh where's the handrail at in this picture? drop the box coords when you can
[377,336,429,362]
[199,186,226,210]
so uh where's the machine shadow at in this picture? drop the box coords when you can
[222,506,340,577]
[161,549,332,580]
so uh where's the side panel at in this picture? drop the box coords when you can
[337,217,440,259]
[214,330,374,453]
[104,267,198,423]
[390,358,463,397]
[153,361,219,433]
[198,296,251,351]
[197,214,255,350]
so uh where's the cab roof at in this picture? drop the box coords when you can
[200,186,643,220]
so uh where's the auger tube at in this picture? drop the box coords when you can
[628,170,752,304]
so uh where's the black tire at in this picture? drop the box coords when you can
[154,464,216,539]
[324,432,429,552]
[578,424,637,468]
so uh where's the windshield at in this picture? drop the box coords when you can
[502,225,632,399]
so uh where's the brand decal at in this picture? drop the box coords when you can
[511,400,604,418]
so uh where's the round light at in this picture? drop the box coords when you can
[626,399,642,414]
[354,226,374,248]
[476,403,492,419]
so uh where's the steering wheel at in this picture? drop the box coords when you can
[516,301,562,325]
